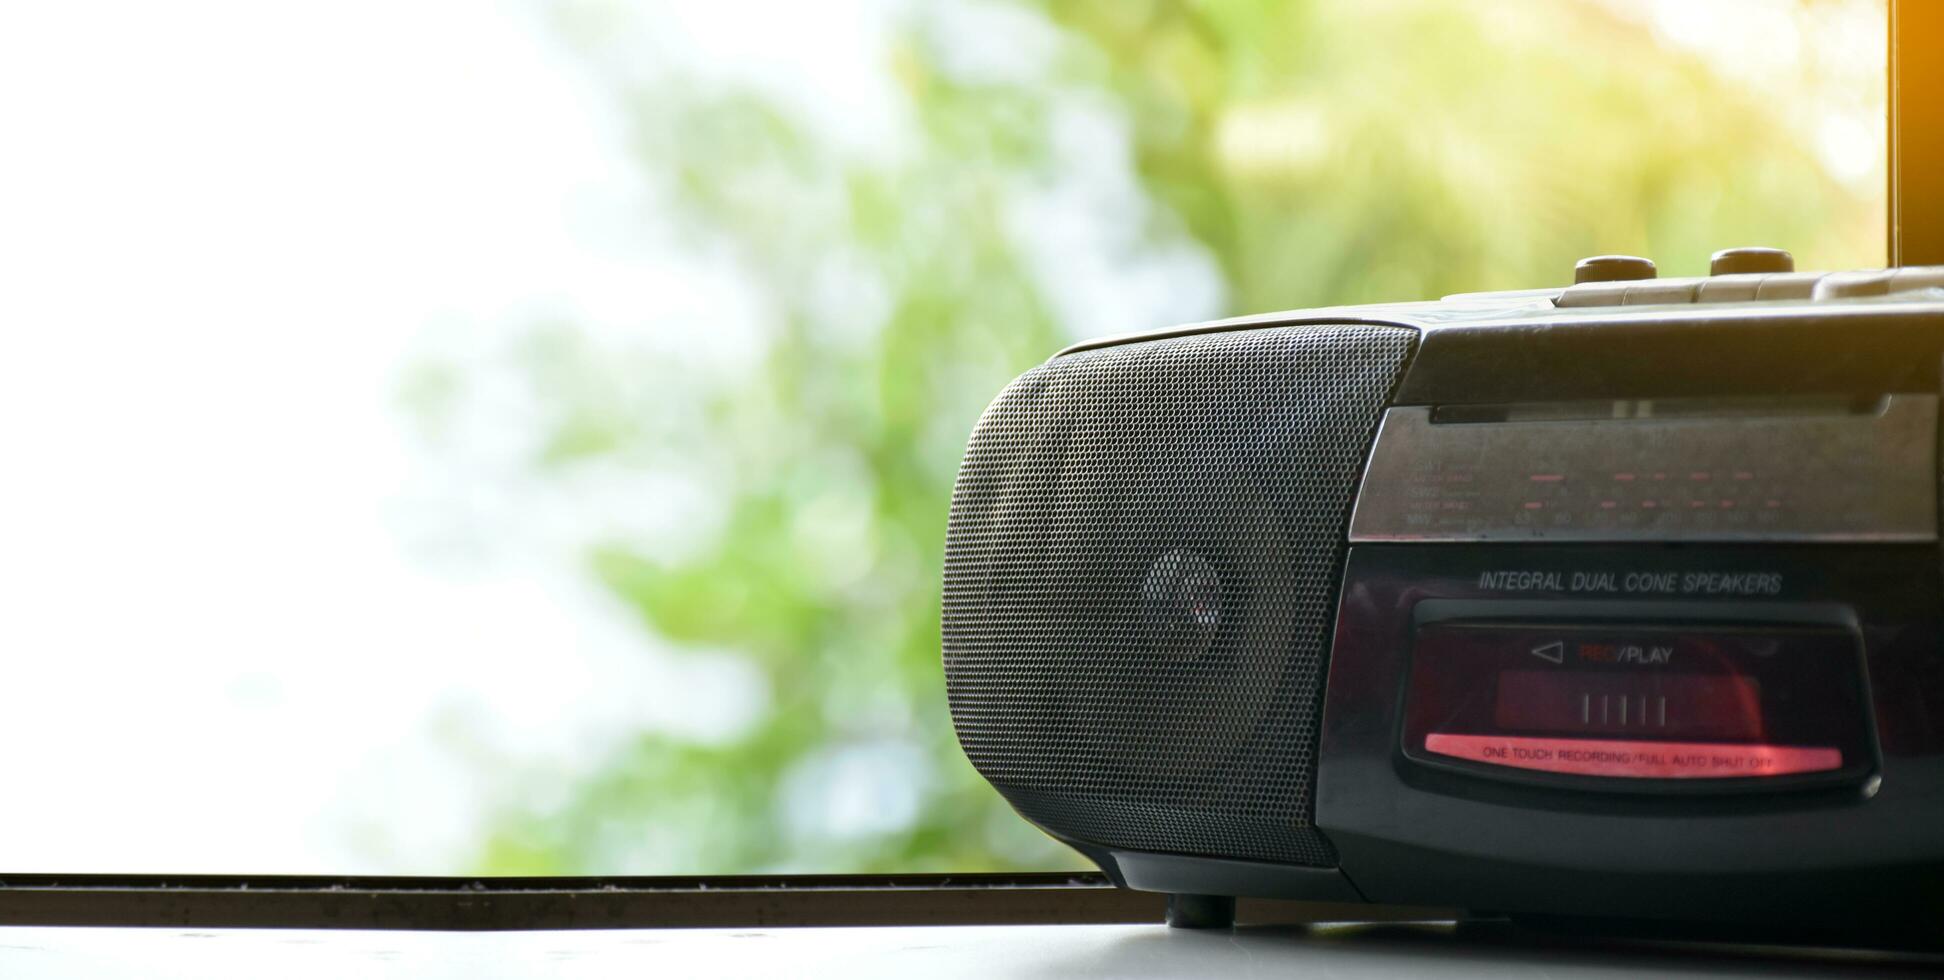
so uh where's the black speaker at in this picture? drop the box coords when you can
[942,323,1416,865]
[941,266,1944,936]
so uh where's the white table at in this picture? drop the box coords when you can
[0,921,1931,978]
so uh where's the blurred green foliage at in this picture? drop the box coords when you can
[466,0,1881,873]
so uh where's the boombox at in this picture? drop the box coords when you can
[942,250,1944,933]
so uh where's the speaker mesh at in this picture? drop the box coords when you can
[943,324,1416,866]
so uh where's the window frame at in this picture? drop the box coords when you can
[1890,0,1942,265]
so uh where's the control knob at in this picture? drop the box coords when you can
[1574,255,1656,284]
[1710,247,1794,276]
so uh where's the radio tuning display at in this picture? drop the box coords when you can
[1402,623,1872,786]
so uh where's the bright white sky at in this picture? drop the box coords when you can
[0,0,1889,874]
[0,0,715,873]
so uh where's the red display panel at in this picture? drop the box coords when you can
[1402,622,1869,785]
[1493,670,1763,740]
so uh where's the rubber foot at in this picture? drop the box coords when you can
[1165,893,1236,929]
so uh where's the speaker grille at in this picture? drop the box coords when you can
[943,324,1416,866]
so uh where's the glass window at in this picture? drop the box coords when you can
[0,0,1887,874]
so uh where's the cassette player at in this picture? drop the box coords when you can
[942,250,1944,934]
